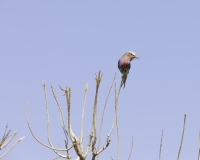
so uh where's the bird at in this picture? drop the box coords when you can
[118,51,139,88]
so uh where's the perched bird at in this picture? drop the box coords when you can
[118,51,139,88]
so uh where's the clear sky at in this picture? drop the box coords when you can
[1,1,200,159]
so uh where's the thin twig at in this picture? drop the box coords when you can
[85,132,93,156]
[97,73,116,157]
[159,129,163,160]
[56,142,64,149]
[26,102,71,152]
[96,117,115,155]
[80,82,89,150]
[2,124,9,140]
[177,114,186,160]
[1,131,18,149]
[42,83,53,148]
[0,125,24,158]
[198,131,200,160]
[0,125,11,148]
[95,82,117,156]
[65,140,71,160]
[115,82,122,160]
[52,86,70,143]
[0,136,25,159]
[61,86,86,160]
[128,136,134,160]
[43,83,68,158]
[83,128,93,156]
[64,87,75,141]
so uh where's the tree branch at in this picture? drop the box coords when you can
[198,131,200,160]
[97,73,116,155]
[115,82,122,160]
[96,120,114,156]
[177,114,186,160]
[0,124,11,149]
[159,129,163,160]
[42,83,69,158]
[60,86,86,160]
[128,136,134,160]
[26,97,72,153]
[80,82,89,150]
[0,136,24,159]
[52,86,69,142]
[91,71,102,159]
[0,129,16,150]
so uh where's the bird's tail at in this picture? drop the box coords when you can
[121,74,127,89]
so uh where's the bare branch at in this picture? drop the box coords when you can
[91,76,117,160]
[177,114,186,160]
[0,125,24,158]
[96,126,113,155]
[98,73,116,154]
[198,131,200,160]
[27,73,119,159]
[91,70,102,159]
[52,157,60,160]
[52,86,69,141]
[65,140,71,160]
[96,82,117,157]
[159,129,163,160]
[128,136,134,160]
[80,82,89,150]
[60,86,86,160]
[84,132,93,156]
[43,83,69,158]
[56,142,64,149]
[0,136,25,159]
[115,82,122,160]
[1,131,17,149]
[26,101,72,152]
[0,125,11,149]
[42,83,53,147]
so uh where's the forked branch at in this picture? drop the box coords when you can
[26,82,74,159]
[0,125,24,159]
[60,86,89,160]
[27,71,118,160]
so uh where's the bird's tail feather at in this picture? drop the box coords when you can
[121,74,127,89]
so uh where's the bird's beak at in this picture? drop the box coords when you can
[135,56,139,59]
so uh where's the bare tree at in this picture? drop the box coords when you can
[0,124,24,159]
[26,71,128,160]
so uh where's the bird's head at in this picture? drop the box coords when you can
[126,51,139,61]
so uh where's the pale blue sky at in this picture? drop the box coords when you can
[1,1,200,159]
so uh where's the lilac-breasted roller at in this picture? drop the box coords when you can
[118,51,139,88]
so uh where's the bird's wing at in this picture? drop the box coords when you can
[118,59,120,69]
